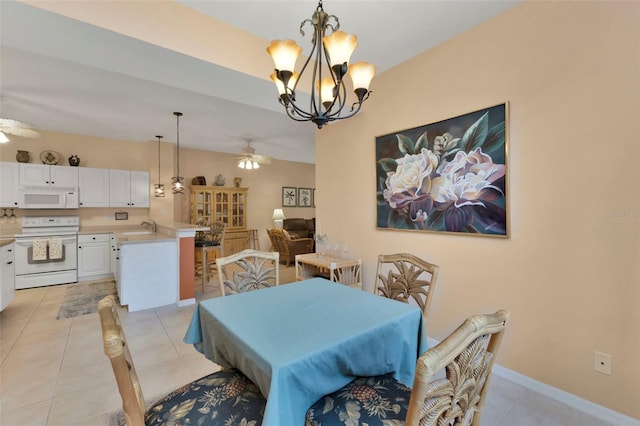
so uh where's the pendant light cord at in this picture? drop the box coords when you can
[156,135,162,184]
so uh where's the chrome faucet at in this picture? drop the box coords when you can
[141,219,157,233]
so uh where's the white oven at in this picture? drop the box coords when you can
[14,216,79,289]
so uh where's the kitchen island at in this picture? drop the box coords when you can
[81,221,207,312]
[118,236,177,312]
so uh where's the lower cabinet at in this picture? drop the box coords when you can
[224,230,249,255]
[77,234,111,280]
[1,243,15,312]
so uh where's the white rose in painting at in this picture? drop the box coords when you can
[383,148,438,209]
[431,148,505,207]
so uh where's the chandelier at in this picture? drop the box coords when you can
[171,112,185,194]
[154,135,165,197]
[267,1,376,129]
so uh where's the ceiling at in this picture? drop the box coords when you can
[0,0,522,164]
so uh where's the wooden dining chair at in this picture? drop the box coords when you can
[98,295,266,426]
[306,310,510,426]
[376,253,440,317]
[216,249,279,296]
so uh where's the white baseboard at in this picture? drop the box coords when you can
[177,298,195,307]
[426,337,639,425]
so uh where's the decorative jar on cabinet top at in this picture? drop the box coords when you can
[68,155,80,166]
[16,150,30,163]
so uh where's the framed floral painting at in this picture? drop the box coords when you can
[376,102,509,237]
[282,187,297,207]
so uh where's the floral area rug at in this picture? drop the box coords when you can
[56,280,119,320]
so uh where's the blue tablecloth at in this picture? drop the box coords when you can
[184,278,427,426]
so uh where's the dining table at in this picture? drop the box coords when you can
[183,277,427,426]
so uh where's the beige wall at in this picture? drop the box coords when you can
[0,131,315,247]
[316,0,639,419]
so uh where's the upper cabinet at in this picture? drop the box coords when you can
[0,163,20,208]
[109,169,149,208]
[79,167,110,208]
[19,163,78,188]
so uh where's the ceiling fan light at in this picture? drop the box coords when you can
[0,131,9,143]
[253,161,260,169]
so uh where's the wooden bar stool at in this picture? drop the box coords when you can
[247,229,260,250]
[195,243,223,291]
[194,222,226,292]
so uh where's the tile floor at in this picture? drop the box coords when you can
[0,266,612,426]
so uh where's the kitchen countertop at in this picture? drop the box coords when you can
[0,221,207,243]
[0,239,14,248]
[80,221,208,245]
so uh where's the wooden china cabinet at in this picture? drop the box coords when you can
[190,186,248,255]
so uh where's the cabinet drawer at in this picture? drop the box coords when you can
[78,234,110,243]
[1,242,14,258]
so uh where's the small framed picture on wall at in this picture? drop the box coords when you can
[298,188,312,207]
[282,187,297,207]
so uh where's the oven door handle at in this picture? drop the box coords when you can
[15,237,77,246]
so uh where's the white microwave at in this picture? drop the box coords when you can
[19,188,79,209]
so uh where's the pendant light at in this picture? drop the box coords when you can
[154,135,165,197]
[171,112,185,194]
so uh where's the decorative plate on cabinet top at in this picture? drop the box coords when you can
[40,150,60,165]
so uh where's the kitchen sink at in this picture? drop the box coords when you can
[121,231,154,236]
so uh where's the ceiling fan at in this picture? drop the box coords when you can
[237,139,272,170]
[0,118,42,142]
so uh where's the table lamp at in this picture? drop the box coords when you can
[272,209,285,229]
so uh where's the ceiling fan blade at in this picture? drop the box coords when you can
[0,118,42,138]
[252,154,271,164]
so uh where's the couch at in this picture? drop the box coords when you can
[283,218,316,239]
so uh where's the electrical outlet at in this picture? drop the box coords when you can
[594,351,612,375]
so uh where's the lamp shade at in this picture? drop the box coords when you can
[317,77,336,107]
[270,71,298,96]
[267,39,302,73]
[272,208,285,229]
[349,61,377,91]
[323,31,357,67]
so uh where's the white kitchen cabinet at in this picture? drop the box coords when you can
[77,234,111,280]
[0,162,20,208]
[78,167,110,207]
[0,243,15,312]
[109,169,150,208]
[19,163,78,188]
